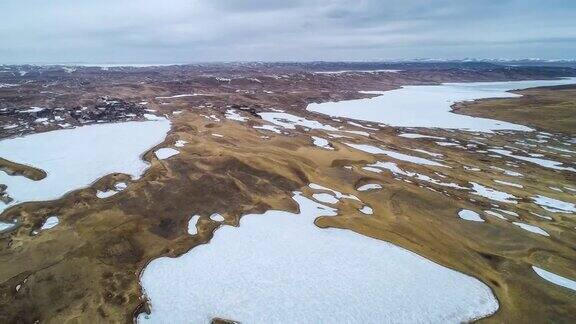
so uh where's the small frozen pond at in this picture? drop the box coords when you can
[139,192,498,323]
[0,120,170,213]
[307,78,576,132]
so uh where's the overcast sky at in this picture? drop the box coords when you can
[1,0,575,63]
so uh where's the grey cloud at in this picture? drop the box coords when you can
[0,0,574,63]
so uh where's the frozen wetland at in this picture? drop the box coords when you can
[307,78,576,131]
[139,192,498,323]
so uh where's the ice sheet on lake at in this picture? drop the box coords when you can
[139,192,498,323]
[307,78,576,132]
[0,120,170,213]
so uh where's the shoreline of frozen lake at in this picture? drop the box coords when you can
[307,78,576,132]
[139,192,498,323]
[0,119,171,214]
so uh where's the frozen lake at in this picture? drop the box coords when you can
[139,192,498,323]
[307,78,576,132]
[0,119,170,213]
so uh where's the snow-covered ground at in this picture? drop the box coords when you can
[154,148,179,160]
[345,143,446,167]
[258,112,339,131]
[458,209,484,222]
[139,192,498,323]
[0,119,170,213]
[531,195,576,213]
[307,78,576,132]
[533,266,576,292]
[40,216,59,230]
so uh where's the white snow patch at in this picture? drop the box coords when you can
[309,183,360,201]
[258,112,338,131]
[144,114,164,121]
[488,149,576,172]
[513,222,549,236]
[311,136,333,150]
[96,182,127,199]
[495,209,519,217]
[210,213,225,222]
[532,195,576,213]
[344,130,370,137]
[225,109,248,122]
[458,209,484,222]
[40,216,59,230]
[410,148,444,158]
[253,125,282,134]
[485,210,507,220]
[96,190,118,199]
[3,124,19,130]
[188,215,200,235]
[490,166,523,177]
[533,266,576,292]
[359,205,373,215]
[307,79,576,132]
[357,184,382,191]
[345,143,445,167]
[0,221,16,231]
[154,148,179,160]
[348,121,378,130]
[470,182,517,204]
[369,161,465,189]
[174,140,187,148]
[399,133,446,140]
[494,180,523,189]
[312,193,339,204]
[20,107,44,113]
[327,133,353,139]
[530,212,553,221]
[155,94,199,99]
